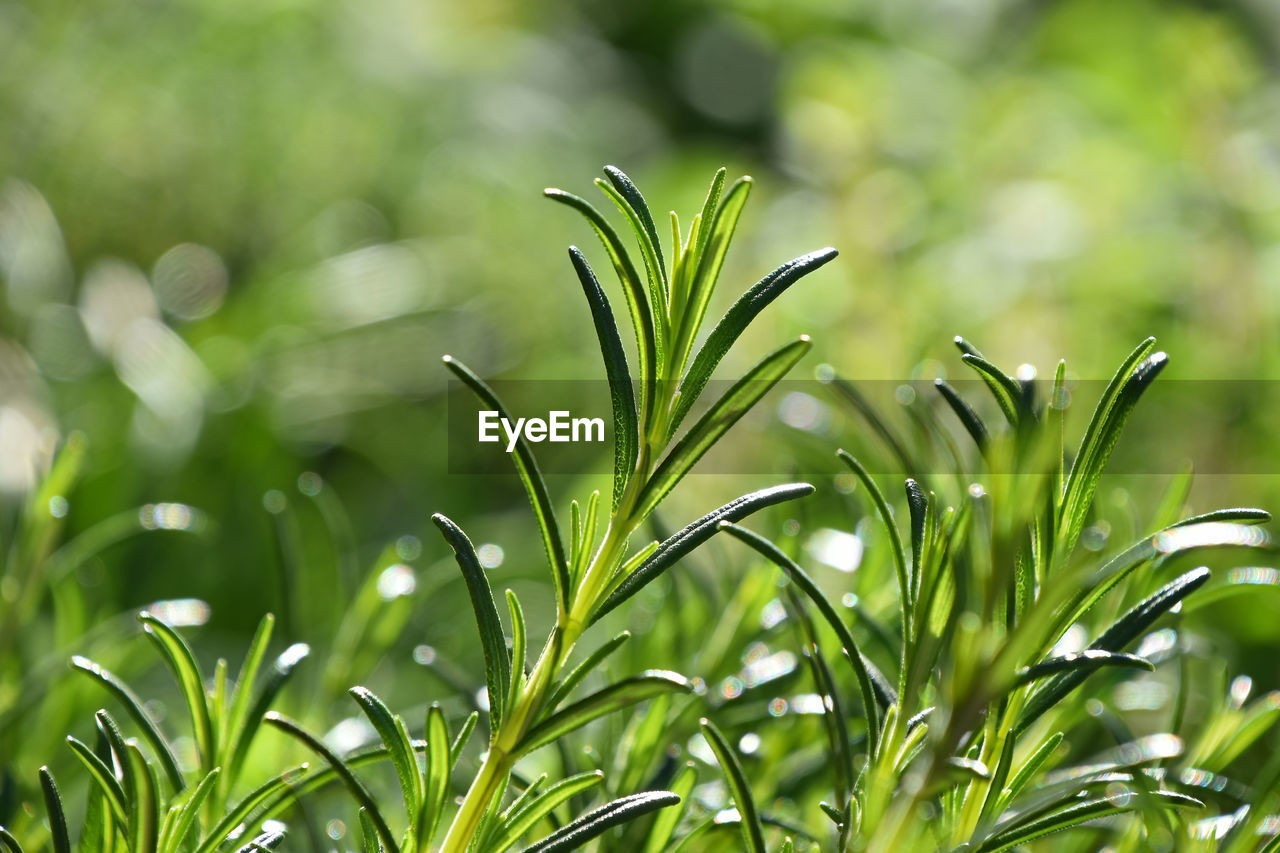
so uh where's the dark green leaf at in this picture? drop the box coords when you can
[700,719,766,853]
[569,247,639,511]
[442,356,570,614]
[138,612,215,775]
[594,482,815,623]
[488,771,604,853]
[638,337,813,520]
[1018,568,1210,733]
[719,521,882,746]
[519,672,692,755]
[350,687,421,819]
[525,791,682,853]
[1015,651,1153,687]
[65,737,128,827]
[69,656,185,791]
[431,512,512,736]
[264,712,400,853]
[544,188,656,421]
[977,790,1201,853]
[40,767,72,853]
[934,379,989,451]
[668,248,837,439]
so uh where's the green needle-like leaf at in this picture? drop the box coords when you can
[1014,651,1153,687]
[641,762,697,853]
[69,656,185,791]
[1056,339,1161,557]
[442,355,570,614]
[39,768,71,853]
[593,483,814,623]
[719,521,881,746]
[518,671,692,755]
[264,712,400,853]
[637,336,813,521]
[700,719,767,853]
[431,512,512,737]
[1018,567,1211,733]
[669,174,750,376]
[125,743,160,853]
[525,791,682,853]
[65,737,128,827]
[488,771,604,853]
[570,247,639,510]
[161,769,219,853]
[421,704,451,845]
[935,379,989,451]
[668,248,837,439]
[603,165,667,288]
[138,612,215,776]
[350,687,421,820]
[546,631,631,712]
[544,188,657,422]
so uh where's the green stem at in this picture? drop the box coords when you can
[439,516,637,853]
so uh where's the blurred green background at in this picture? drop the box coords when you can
[4,0,1280,838]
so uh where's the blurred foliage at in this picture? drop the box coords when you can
[4,0,1280,848]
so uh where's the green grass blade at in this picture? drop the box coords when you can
[1018,567,1211,733]
[421,704,450,845]
[488,771,604,853]
[40,768,71,853]
[935,379,989,451]
[638,336,812,520]
[569,247,639,511]
[65,737,129,828]
[518,672,692,755]
[160,769,219,853]
[525,791,682,853]
[349,687,422,821]
[544,189,657,423]
[442,355,570,615]
[668,248,837,439]
[593,483,814,623]
[700,719,766,853]
[546,631,630,712]
[1014,651,1153,687]
[640,762,696,853]
[264,712,400,853]
[719,521,882,746]
[431,513,512,736]
[69,656,185,791]
[138,612,215,776]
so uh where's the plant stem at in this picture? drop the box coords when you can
[439,516,637,852]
